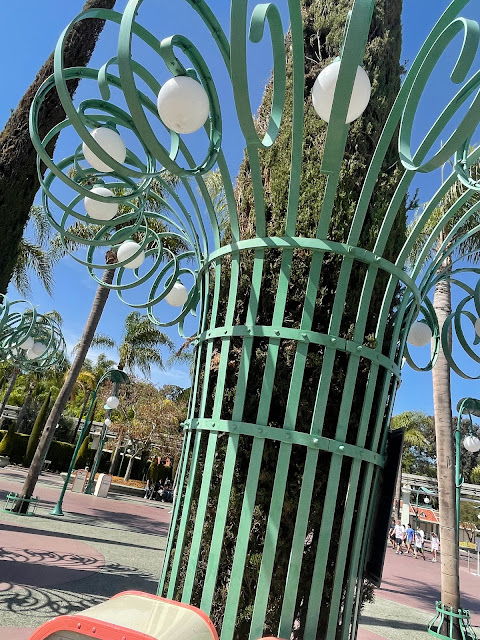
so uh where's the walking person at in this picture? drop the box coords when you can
[394,520,404,554]
[414,528,426,560]
[405,523,415,555]
[430,532,439,562]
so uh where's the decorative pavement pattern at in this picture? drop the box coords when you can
[0,466,478,640]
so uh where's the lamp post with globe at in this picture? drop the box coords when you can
[50,368,129,516]
[455,398,480,538]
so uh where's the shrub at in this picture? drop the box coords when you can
[47,440,76,472]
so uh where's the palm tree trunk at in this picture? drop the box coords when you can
[108,428,124,475]
[0,0,117,293]
[124,451,135,482]
[432,273,461,629]
[0,368,19,425]
[15,267,115,511]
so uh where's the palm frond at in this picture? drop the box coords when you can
[12,239,54,296]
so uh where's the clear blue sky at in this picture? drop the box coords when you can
[1,1,480,416]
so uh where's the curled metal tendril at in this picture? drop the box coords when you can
[0,297,66,373]
[29,0,303,333]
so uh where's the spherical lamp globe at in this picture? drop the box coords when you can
[31,342,47,357]
[82,127,126,173]
[117,241,145,269]
[106,396,120,410]
[84,186,118,221]
[157,76,210,134]
[407,322,432,347]
[475,317,480,337]
[463,435,480,453]
[312,60,371,124]
[104,418,112,428]
[18,336,34,350]
[165,281,189,307]
[423,497,430,504]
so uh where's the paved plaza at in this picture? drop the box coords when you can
[0,466,478,640]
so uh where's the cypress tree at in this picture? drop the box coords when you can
[74,434,93,470]
[24,393,51,467]
[0,420,16,457]
[162,1,405,638]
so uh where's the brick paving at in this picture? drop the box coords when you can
[0,465,478,640]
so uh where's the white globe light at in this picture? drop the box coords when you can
[26,348,38,360]
[117,241,145,269]
[106,396,120,409]
[463,435,480,453]
[423,497,430,504]
[165,281,189,307]
[84,186,118,221]
[475,317,480,337]
[31,342,47,357]
[157,76,210,134]
[312,60,371,124]
[82,127,126,173]
[104,418,112,428]
[18,336,34,350]
[407,322,432,347]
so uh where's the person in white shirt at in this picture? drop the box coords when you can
[394,520,405,554]
[430,532,439,562]
[414,528,426,560]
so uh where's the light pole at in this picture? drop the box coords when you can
[455,398,480,540]
[29,1,480,638]
[50,368,129,516]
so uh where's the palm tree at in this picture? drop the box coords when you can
[0,0,117,294]
[391,411,431,520]
[408,158,480,618]
[88,311,174,375]
[86,312,175,475]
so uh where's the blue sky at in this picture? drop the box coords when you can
[2,0,480,416]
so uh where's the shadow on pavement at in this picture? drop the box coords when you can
[0,521,162,552]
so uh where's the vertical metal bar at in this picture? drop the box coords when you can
[278,447,319,639]
[181,431,219,602]
[200,433,240,615]
[166,431,203,599]
[220,438,265,640]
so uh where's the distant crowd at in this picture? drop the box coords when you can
[144,478,173,502]
[389,519,439,562]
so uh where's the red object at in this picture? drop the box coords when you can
[27,591,219,640]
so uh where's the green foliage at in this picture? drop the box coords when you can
[24,392,51,466]
[460,500,480,525]
[47,440,76,472]
[391,411,435,476]
[74,435,94,469]
[0,420,16,457]
[470,465,480,485]
[147,457,159,482]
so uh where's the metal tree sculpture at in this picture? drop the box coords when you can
[0,296,66,373]
[29,0,480,639]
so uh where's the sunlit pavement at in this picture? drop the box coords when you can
[358,545,480,640]
[0,466,478,640]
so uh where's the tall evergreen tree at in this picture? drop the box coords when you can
[161,2,405,638]
[24,392,51,467]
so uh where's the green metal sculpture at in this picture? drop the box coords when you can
[28,0,480,638]
[0,296,66,372]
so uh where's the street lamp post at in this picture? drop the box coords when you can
[50,368,129,516]
[455,398,480,540]
[29,0,480,637]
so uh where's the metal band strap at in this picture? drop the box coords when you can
[185,418,384,468]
